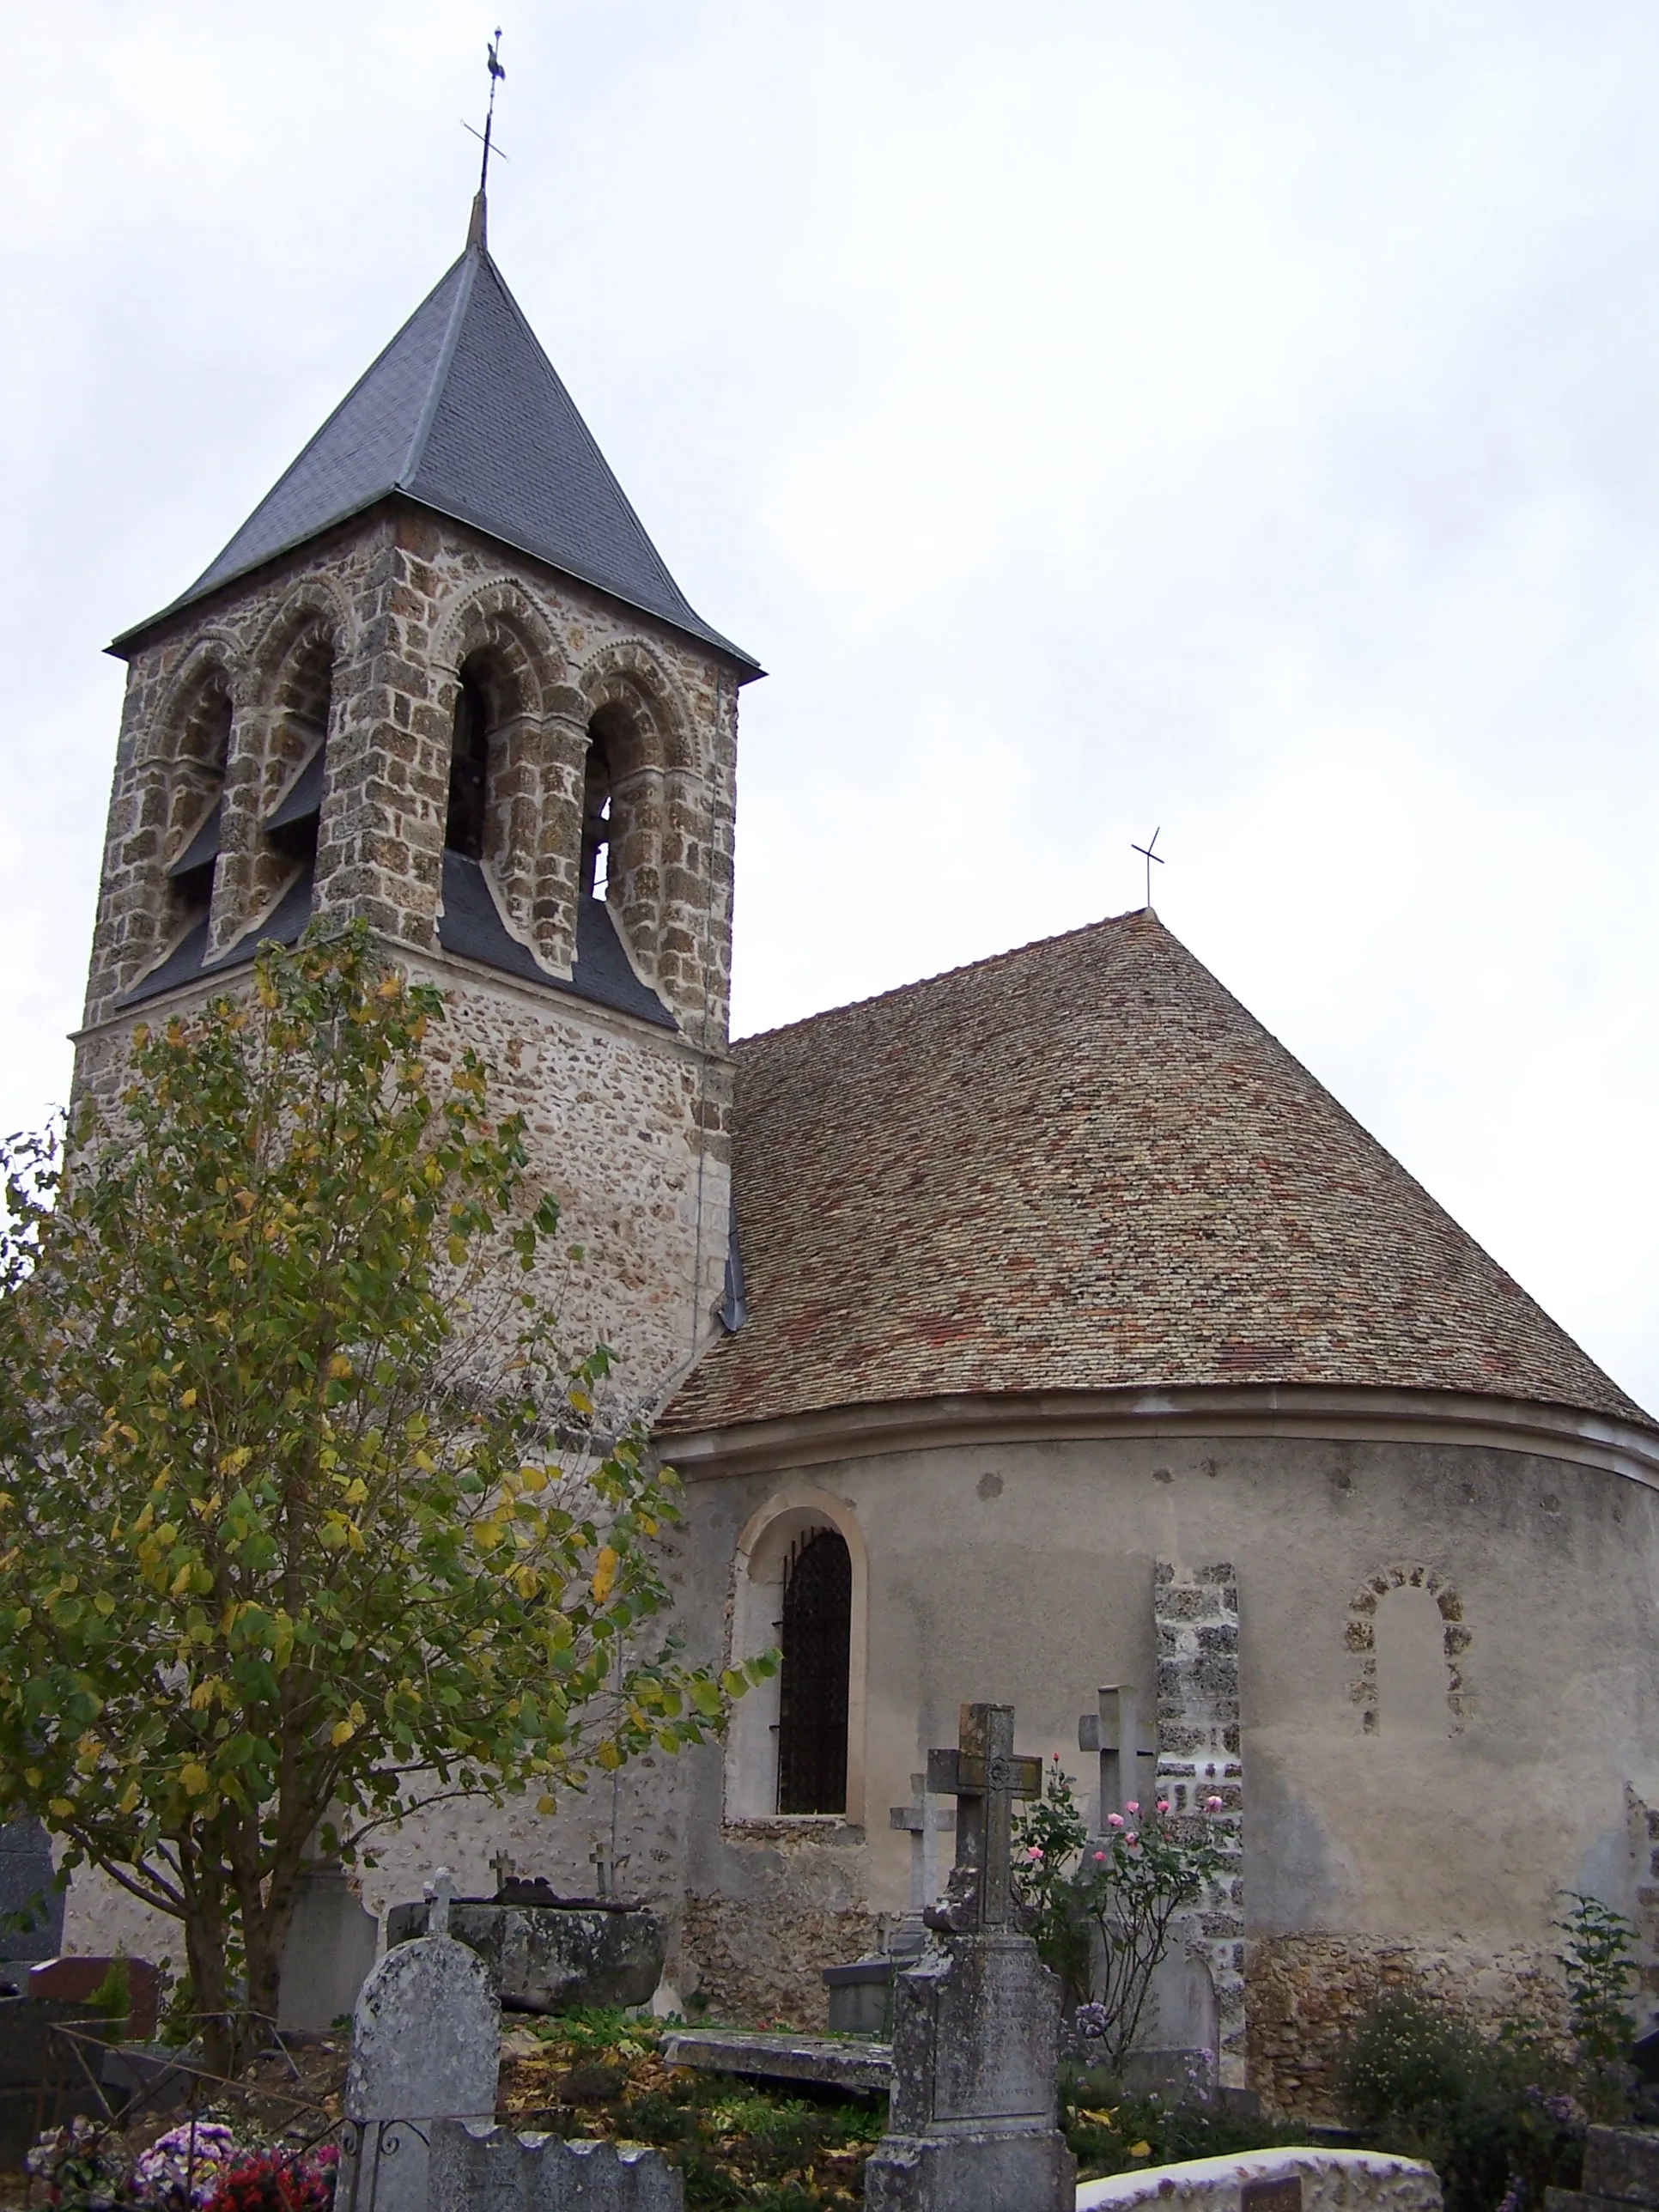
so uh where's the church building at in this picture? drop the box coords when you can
[70,193,1659,2115]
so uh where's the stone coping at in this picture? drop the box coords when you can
[664,1382,1659,1489]
[1076,2146,1440,2212]
[659,2029,890,2095]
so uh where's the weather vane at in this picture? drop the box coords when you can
[463,27,509,196]
[1131,827,1164,909]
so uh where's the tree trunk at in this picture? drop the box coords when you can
[181,1871,234,2080]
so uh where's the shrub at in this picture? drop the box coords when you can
[1334,1991,1583,2212]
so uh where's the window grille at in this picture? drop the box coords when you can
[776,1527,851,1815]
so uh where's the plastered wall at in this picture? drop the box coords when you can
[668,1428,1659,2092]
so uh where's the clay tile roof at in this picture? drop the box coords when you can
[112,240,757,671]
[662,909,1649,1434]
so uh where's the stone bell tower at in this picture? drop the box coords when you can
[76,193,762,1409]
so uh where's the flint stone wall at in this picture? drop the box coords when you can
[1246,1934,1571,2120]
[1075,2147,1441,2212]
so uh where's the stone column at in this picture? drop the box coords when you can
[1154,1559,1246,2089]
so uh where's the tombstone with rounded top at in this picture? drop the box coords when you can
[341,1870,500,2212]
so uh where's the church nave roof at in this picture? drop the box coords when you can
[664,909,1648,1436]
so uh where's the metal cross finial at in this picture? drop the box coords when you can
[1131,828,1164,911]
[463,27,509,246]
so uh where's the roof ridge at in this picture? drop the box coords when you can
[733,905,1155,1048]
[398,246,479,490]
[459,252,693,617]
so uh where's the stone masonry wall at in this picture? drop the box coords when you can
[1247,1932,1569,2120]
[76,502,744,1407]
[1155,1560,1246,2088]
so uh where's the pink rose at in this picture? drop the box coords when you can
[1107,1813,1125,1829]
[1026,1844,1043,1860]
[1206,1794,1224,1811]
[1157,1800,1170,1814]
[1126,1801,1139,1815]
[1093,1850,1107,1863]
[1126,1833,1139,1847]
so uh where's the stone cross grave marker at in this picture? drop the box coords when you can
[1078,1684,1158,1832]
[866,1704,1074,2212]
[888,1774,955,1956]
[925,1703,1041,1931]
[341,1867,499,2212]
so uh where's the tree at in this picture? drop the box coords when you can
[0,925,767,2073]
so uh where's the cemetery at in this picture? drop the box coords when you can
[0,1698,1654,2212]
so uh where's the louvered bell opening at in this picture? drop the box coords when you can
[167,797,222,882]
[775,1528,852,1815]
[264,744,325,861]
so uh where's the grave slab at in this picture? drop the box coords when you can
[1075,2145,1440,2212]
[659,2029,890,2096]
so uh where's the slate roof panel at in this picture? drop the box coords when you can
[118,241,756,669]
[662,909,1649,1433]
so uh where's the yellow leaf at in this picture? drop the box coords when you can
[169,1563,193,1598]
[591,1547,619,1604]
[48,1797,73,1818]
[595,1741,623,1771]
[1129,2142,1152,2160]
[179,1762,210,1796]
[536,1795,557,1814]
[568,1389,594,1418]
[331,1718,356,1747]
[180,1389,197,1408]
[328,1355,354,1381]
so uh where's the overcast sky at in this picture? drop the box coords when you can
[4,3,1657,1412]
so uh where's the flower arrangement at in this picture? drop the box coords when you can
[204,2143,339,2212]
[132,2122,240,2208]
[1013,1758,1234,2070]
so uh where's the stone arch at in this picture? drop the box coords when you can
[576,638,696,775]
[211,595,349,951]
[1346,1559,1473,1737]
[432,579,566,719]
[726,1486,869,1825]
[250,577,354,707]
[429,584,568,944]
[148,637,246,771]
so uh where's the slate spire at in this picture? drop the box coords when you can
[118,232,755,668]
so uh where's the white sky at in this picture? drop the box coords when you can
[3,3,1656,1412]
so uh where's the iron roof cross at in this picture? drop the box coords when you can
[1132,827,1164,911]
[927,1702,1042,1931]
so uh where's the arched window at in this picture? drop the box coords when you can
[163,676,234,947]
[581,719,615,901]
[258,632,334,919]
[446,668,492,859]
[776,1528,852,1815]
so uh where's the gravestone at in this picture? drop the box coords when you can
[864,1704,1075,2212]
[28,1954,161,2039]
[341,1872,499,2212]
[277,1863,379,2032]
[0,1821,62,1966]
[889,1772,956,1958]
[1078,1686,1158,1833]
